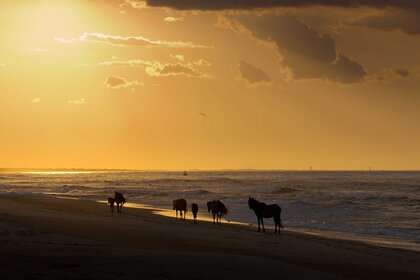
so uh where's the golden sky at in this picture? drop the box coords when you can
[1,0,420,170]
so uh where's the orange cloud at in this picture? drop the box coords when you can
[67,98,85,105]
[164,16,184,23]
[56,33,208,48]
[100,59,211,78]
[104,76,143,89]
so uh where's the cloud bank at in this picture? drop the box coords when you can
[142,0,420,11]
[226,15,367,84]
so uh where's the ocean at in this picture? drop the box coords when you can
[0,170,419,250]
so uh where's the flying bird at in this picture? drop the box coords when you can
[199,113,207,119]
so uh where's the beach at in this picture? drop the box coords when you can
[0,195,419,280]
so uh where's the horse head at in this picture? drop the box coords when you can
[248,197,255,209]
[207,201,211,212]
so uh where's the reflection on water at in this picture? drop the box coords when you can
[1,170,419,251]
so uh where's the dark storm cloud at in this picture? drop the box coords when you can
[234,15,367,84]
[144,0,420,11]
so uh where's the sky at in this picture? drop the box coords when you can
[0,0,420,170]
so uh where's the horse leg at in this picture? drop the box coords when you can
[257,217,260,232]
[274,218,277,234]
[213,213,215,224]
[277,217,281,234]
[261,218,265,232]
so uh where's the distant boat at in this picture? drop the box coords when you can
[183,171,188,176]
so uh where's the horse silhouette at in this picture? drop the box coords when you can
[207,200,228,224]
[173,199,187,221]
[108,197,115,213]
[114,192,126,213]
[248,197,283,234]
[191,203,198,224]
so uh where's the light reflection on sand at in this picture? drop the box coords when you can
[99,200,246,225]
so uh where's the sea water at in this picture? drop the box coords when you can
[0,171,419,250]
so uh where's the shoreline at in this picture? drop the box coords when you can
[0,195,419,280]
[106,200,420,253]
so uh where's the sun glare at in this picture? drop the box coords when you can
[13,0,88,42]
[22,171,94,175]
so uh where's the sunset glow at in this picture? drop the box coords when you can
[1,0,420,170]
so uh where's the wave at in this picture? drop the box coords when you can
[0,191,45,197]
[256,186,301,194]
[51,185,93,194]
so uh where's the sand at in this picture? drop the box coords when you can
[0,195,419,280]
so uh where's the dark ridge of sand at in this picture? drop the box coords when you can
[0,195,419,280]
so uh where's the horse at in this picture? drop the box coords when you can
[108,197,115,213]
[173,199,187,221]
[207,200,228,224]
[114,192,126,213]
[191,203,198,224]
[248,197,283,234]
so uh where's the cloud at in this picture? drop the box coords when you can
[372,67,412,81]
[100,59,210,78]
[55,33,206,48]
[104,76,143,89]
[32,98,41,104]
[67,98,85,105]
[0,63,5,67]
[145,63,208,77]
[170,54,185,61]
[141,0,420,11]
[122,0,146,9]
[164,16,184,23]
[225,14,367,84]
[27,48,48,52]
[349,10,420,35]
[193,59,211,66]
[238,60,271,85]
[394,67,410,78]
[54,37,76,44]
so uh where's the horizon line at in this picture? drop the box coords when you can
[1,167,419,172]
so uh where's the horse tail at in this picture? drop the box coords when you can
[221,204,228,216]
[279,207,284,228]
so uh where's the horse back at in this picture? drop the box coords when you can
[268,204,281,215]
[175,199,187,211]
[115,192,124,203]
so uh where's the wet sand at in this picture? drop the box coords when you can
[0,195,419,280]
